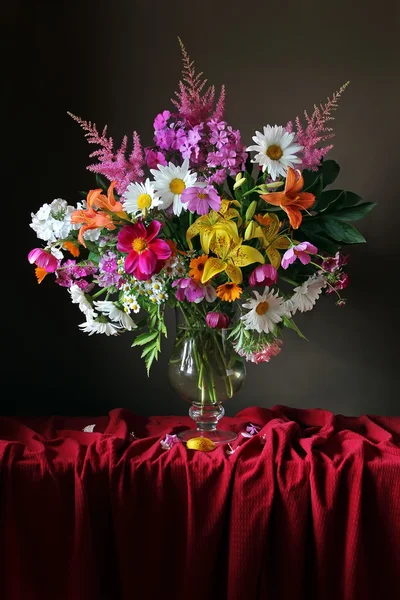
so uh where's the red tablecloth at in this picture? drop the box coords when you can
[1,405,400,600]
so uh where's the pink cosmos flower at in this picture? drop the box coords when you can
[28,248,59,272]
[181,185,221,215]
[281,242,318,270]
[172,278,216,303]
[205,312,230,329]
[249,264,278,287]
[117,220,171,280]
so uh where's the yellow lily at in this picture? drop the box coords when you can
[249,213,291,269]
[186,200,241,253]
[201,231,265,284]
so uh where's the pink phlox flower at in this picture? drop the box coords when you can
[181,184,221,215]
[154,110,171,131]
[28,248,59,272]
[144,149,167,169]
[235,340,283,364]
[160,434,180,450]
[321,251,349,273]
[205,312,230,329]
[281,242,318,270]
[117,220,171,281]
[249,264,278,287]
[99,251,118,273]
[325,272,350,294]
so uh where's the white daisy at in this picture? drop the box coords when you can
[94,300,137,331]
[122,178,162,216]
[79,318,120,336]
[241,287,289,333]
[290,275,326,314]
[246,125,303,180]
[150,159,197,216]
[68,284,97,319]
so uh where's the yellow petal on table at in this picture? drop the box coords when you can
[186,437,216,452]
[201,257,227,283]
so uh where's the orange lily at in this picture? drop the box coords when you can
[88,181,128,220]
[260,167,315,229]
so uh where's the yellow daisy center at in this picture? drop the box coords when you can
[170,178,186,194]
[132,238,148,253]
[256,301,269,315]
[266,144,283,161]
[137,193,152,209]
[197,192,207,199]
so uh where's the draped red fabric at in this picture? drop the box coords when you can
[0,405,400,600]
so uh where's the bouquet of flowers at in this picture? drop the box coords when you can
[28,40,374,432]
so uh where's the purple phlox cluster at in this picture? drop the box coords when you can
[97,251,122,288]
[172,278,216,303]
[286,82,349,171]
[181,184,221,215]
[319,252,350,295]
[171,39,225,126]
[150,109,247,184]
[160,433,180,450]
[68,113,145,195]
[56,259,97,290]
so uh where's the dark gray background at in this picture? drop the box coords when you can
[5,0,400,416]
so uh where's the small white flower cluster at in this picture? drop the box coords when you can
[30,198,76,242]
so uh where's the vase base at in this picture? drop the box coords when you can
[178,429,237,444]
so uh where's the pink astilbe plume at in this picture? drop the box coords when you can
[287,82,350,171]
[67,113,145,195]
[171,38,225,125]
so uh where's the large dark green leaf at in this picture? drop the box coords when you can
[303,232,340,255]
[320,160,340,187]
[334,202,376,222]
[314,189,345,212]
[318,217,366,244]
[343,191,364,207]
[305,173,323,197]
[95,174,109,192]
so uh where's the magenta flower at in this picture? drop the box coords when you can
[144,149,167,170]
[160,433,180,450]
[153,110,171,131]
[117,220,171,280]
[326,272,350,294]
[281,242,318,270]
[181,184,221,215]
[172,278,216,303]
[205,312,230,329]
[28,248,59,272]
[321,252,349,273]
[249,264,278,287]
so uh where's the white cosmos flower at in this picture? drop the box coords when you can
[241,287,289,334]
[246,125,303,180]
[290,275,326,314]
[150,159,197,216]
[94,300,137,331]
[79,318,120,336]
[69,284,97,319]
[122,178,162,216]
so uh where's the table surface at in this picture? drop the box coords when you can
[1,404,400,600]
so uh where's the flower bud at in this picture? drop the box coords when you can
[244,221,258,240]
[233,173,246,190]
[205,312,230,329]
[245,200,257,221]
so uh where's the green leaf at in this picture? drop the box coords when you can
[320,160,340,187]
[299,218,324,235]
[318,217,366,244]
[282,316,308,340]
[333,202,376,222]
[314,189,346,212]
[343,191,364,207]
[132,330,159,347]
[141,343,156,358]
[95,174,109,192]
[299,231,340,255]
[88,251,100,265]
[145,346,159,375]
[305,173,323,197]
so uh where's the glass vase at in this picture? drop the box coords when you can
[167,306,246,444]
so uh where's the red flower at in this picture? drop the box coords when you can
[117,220,171,280]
